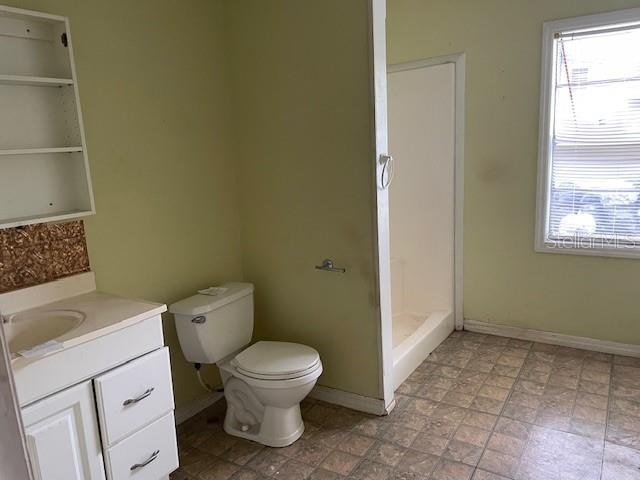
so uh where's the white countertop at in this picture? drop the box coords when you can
[3,273,167,369]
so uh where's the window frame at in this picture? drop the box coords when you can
[535,7,640,259]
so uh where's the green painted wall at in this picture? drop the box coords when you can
[224,0,381,398]
[8,0,383,404]
[8,0,242,407]
[388,0,640,344]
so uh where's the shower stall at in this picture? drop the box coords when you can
[387,59,460,389]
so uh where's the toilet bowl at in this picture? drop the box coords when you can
[169,283,322,447]
[219,341,322,446]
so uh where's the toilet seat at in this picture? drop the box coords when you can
[233,341,321,381]
[235,361,322,381]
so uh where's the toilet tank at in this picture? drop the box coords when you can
[169,283,254,364]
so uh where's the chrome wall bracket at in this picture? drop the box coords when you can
[315,259,346,273]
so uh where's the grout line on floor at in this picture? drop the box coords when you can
[474,338,532,480]
[601,357,615,480]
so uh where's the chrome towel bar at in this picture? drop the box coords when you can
[315,259,346,273]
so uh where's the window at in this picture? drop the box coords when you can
[536,9,640,257]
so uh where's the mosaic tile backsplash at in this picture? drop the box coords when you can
[0,221,90,294]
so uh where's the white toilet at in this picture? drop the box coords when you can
[169,283,322,447]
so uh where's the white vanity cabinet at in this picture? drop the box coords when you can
[20,345,178,480]
[4,276,178,479]
[95,347,178,479]
[21,380,105,480]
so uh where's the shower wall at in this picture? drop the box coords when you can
[388,63,455,320]
[388,62,457,388]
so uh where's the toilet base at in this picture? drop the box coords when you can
[223,404,305,447]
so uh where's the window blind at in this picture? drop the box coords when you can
[548,24,640,248]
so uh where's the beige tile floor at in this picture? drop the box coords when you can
[171,330,640,480]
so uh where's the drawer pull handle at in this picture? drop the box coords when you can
[130,449,160,471]
[123,387,154,406]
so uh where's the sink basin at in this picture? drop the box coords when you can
[4,309,85,355]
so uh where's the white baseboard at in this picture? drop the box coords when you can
[310,385,393,416]
[464,319,640,358]
[175,391,224,425]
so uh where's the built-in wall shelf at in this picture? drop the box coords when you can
[0,146,83,156]
[0,5,94,229]
[1,209,93,230]
[0,74,73,87]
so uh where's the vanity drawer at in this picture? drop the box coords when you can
[94,347,174,446]
[105,412,178,480]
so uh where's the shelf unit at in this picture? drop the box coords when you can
[0,5,94,229]
[0,74,73,86]
[0,147,82,155]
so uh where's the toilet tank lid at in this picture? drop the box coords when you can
[169,282,254,316]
